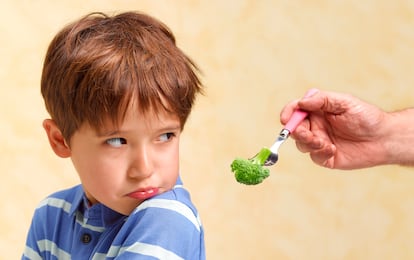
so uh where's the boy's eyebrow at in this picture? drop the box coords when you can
[96,123,182,137]
[152,124,182,134]
[159,125,181,132]
[96,129,121,137]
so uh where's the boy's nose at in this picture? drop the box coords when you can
[128,147,154,179]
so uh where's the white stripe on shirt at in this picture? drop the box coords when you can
[37,198,71,213]
[96,242,184,260]
[23,246,42,260]
[36,239,71,260]
[74,211,105,232]
[133,198,202,232]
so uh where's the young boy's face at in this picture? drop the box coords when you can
[65,104,181,215]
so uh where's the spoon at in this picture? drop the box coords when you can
[262,88,318,166]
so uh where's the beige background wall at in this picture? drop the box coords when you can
[1,0,414,259]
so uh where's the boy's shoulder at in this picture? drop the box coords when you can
[154,183,197,211]
[138,183,199,218]
[46,184,83,199]
[110,184,205,259]
[126,184,203,234]
[35,185,83,215]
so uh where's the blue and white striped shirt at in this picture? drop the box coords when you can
[22,179,205,259]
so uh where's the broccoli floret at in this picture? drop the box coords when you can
[230,148,271,185]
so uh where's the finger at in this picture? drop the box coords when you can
[291,122,325,147]
[295,137,325,153]
[296,141,311,153]
[280,99,300,125]
[310,144,336,168]
[290,121,311,140]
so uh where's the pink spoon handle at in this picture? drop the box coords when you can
[284,88,319,132]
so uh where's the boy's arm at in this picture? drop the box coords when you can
[22,211,46,260]
[110,197,205,260]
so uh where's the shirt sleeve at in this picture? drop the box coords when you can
[22,202,52,260]
[109,194,205,260]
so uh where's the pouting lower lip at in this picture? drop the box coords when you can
[128,187,159,200]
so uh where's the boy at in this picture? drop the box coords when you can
[22,11,205,259]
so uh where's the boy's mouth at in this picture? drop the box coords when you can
[127,187,159,200]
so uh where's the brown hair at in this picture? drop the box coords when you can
[41,11,203,141]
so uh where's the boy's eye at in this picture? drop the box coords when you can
[158,132,175,142]
[106,137,127,147]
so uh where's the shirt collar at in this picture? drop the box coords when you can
[69,185,126,227]
[69,185,85,216]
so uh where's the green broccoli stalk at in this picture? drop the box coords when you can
[230,148,271,185]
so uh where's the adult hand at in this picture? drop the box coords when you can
[280,89,390,169]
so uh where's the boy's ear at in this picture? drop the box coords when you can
[43,119,71,158]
